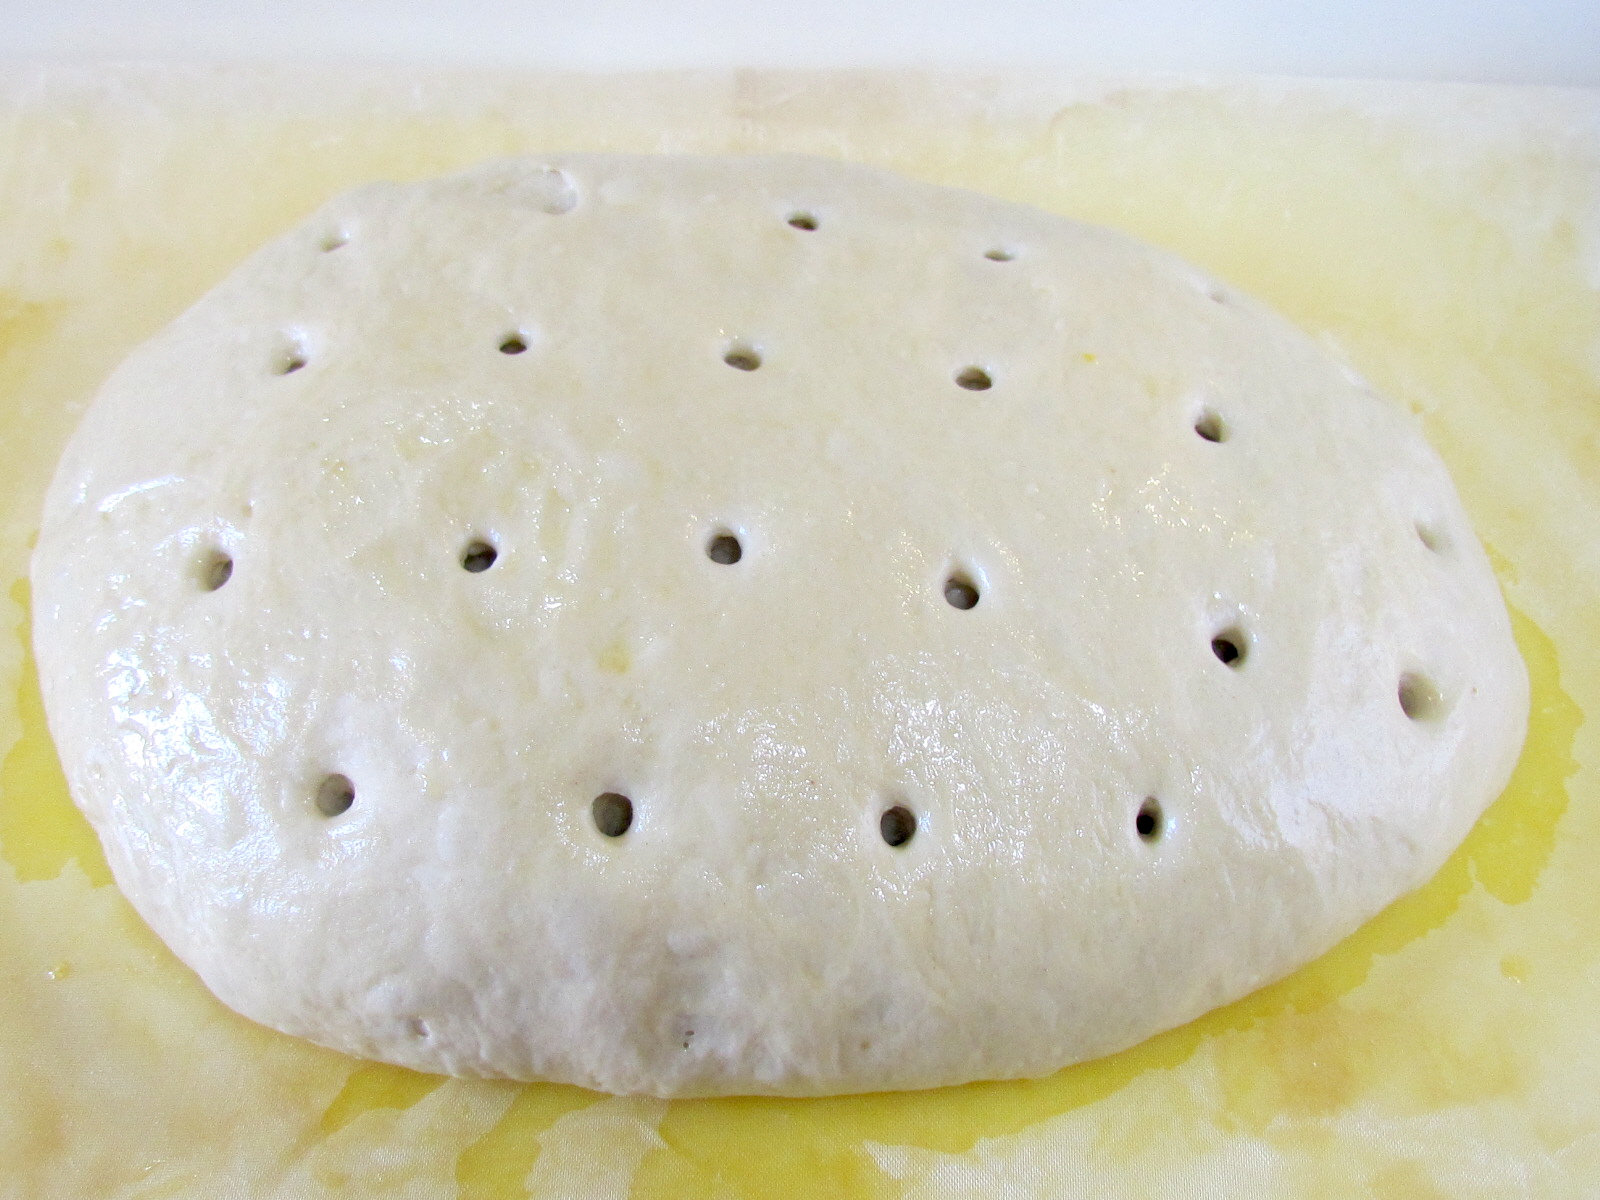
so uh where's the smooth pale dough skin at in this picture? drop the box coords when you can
[31,155,1528,1098]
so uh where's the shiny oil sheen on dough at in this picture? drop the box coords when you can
[30,154,1528,1098]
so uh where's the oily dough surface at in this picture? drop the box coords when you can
[29,153,1527,1098]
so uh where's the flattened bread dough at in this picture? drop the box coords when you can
[31,155,1528,1097]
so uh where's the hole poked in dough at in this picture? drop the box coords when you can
[955,366,993,392]
[274,348,307,376]
[944,572,980,610]
[1416,520,1449,554]
[592,792,634,838]
[1136,797,1164,842]
[724,344,762,372]
[460,540,498,572]
[984,247,1016,262]
[880,805,917,848]
[706,532,742,565]
[787,211,818,231]
[1211,628,1247,667]
[499,334,528,355]
[315,774,355,817]
[1398,672,1445,722]
[1194,408,1228,443]
[198,551,233,592]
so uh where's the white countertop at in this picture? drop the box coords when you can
[4,0,1597,87]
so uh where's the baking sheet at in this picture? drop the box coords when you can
[0,66,1595,1198]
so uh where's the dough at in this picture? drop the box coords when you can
[30,154,1528,1097]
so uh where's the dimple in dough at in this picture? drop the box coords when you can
[30,155,1528,1098]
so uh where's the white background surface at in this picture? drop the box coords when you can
[3,0,1598,86]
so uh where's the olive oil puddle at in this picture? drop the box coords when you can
[0,577,112,887]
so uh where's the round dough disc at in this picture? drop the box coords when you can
[31,155,1528,1097]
